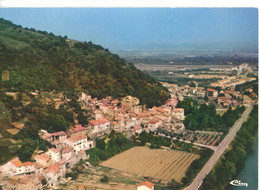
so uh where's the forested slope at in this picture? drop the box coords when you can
[0,18,169,107]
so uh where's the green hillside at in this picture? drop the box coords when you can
[0,18,170,107]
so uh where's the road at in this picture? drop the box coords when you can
[184,104,254,190]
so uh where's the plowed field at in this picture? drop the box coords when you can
[101,147,199,182]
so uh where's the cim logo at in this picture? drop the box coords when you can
[230,180,248,187]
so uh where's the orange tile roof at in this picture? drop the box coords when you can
[88,118,110,126]
[45,163,60,173]
[149,120,159,124]
[78,185,85,190]
[11,160,23,167]
[42,133,52,139]
[138,181,154,189]
[73,125,87,133]
[35,153,50,162]
[152,106,167,113]
[50,131,66,136]
[207,88,218,92]
[22,161,34,166]
[67,135,87,142]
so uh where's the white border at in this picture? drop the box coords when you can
[0,0,259,8]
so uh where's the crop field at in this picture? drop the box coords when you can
[101,147,199,182]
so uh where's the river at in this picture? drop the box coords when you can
[231,138,258,190]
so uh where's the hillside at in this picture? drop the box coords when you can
[0,18,170,107]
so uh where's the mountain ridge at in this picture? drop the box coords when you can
[0,18,170,107]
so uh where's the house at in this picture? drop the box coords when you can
[172,108,185,121]
[92,109,104,120]
[218,97,232,106]
[47,148,60,162]
[67,124,87,137]
[65,135,93,152]
[207,88,218,98]
[10,160,36,176]
[148,120,162,131]
[0,159,36,180]
[4,175,43,190]
[137,181,154,190]
[251,93,258,98]
[130,125,143,134]
[88,118,111,135]
[22,161,35,175]
[196,90,206,98]
[61,147,73,162]
[10,160,24,175]
[132,105,146,114]
[152,106,167,114]
[44,163,64,187]
[41,131,67,148]
[35,153,51,167]
[78,185,86,190]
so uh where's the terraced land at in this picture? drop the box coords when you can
[101,147,200,182]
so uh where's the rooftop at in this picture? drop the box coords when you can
[89,118,110,126]
[35,153,50,162]
[67,135,87,142]
[138,181,154,189]
[45,163,60,173]
[11,160,23,167]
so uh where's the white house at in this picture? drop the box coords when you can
[0,159,36,180]
[44,162,64,188]
[65,135,93,152]
[137,181,154,190]
[61,147,73,162]
[47,148,60,162]
[88,118,111,134]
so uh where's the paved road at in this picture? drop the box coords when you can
[184,104,254,190]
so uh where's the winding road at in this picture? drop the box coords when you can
[184,104,254,190]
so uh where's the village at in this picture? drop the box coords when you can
[0,90,185,190]
[0,63,257,190]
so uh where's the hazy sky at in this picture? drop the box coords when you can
[0,8,258,49]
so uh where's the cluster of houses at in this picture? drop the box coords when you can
[0,124,94,189]
[79,93,185,138]
[162,80,256,108]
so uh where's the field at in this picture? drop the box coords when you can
[101,147,199,182]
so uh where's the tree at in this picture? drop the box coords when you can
[77,112,88,126]
[100,175,109,183]
[18,139,37,162]
[40,114,70,132]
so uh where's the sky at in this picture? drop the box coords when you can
[0,8,258,50]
